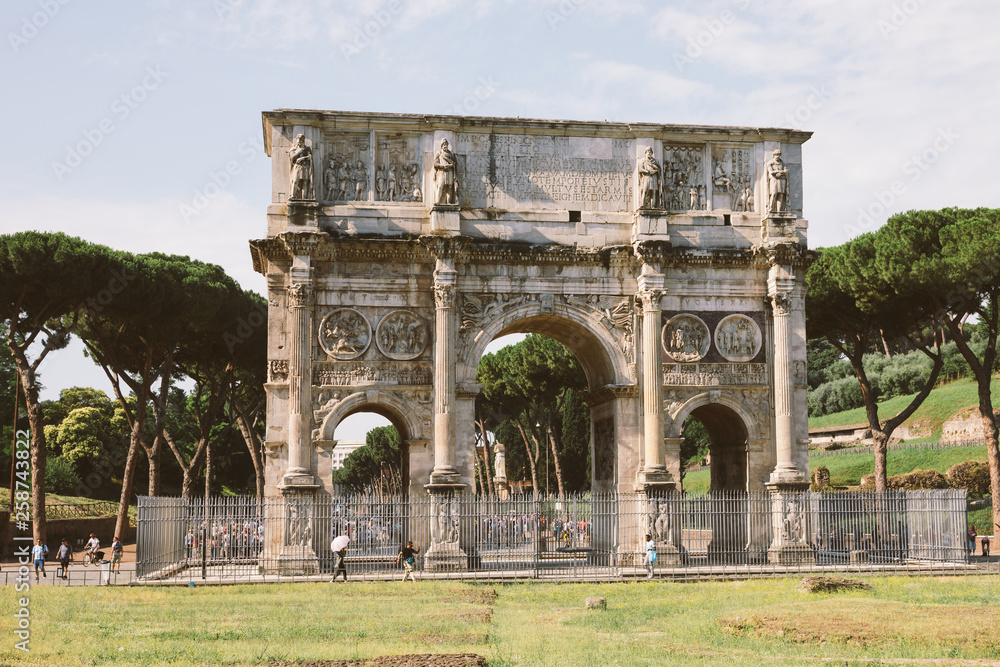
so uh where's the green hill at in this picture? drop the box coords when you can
[807,377,1000,439]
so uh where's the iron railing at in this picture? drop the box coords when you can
[135,489,971,583]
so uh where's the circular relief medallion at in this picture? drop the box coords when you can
[376,310,428,360]
[661,314,711,362]
[318,308,371,360]
[714,314,762,363]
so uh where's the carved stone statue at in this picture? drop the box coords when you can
[637,147,662,209]
[434,139,458,205]
[352,160,368,201]
[324,157,338,201]
[688,186,698,210]
[767,149,789,213]
[736,185,754,212]
[493,442,507,481]
[288,134,314,200]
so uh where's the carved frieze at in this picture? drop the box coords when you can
[663,363,768,386]
[711,145,754,211]
[593,417,615,483]
[714,314,762,363]
[376,310,428,361]
[662,314,711,362]
[430,493,460,547]
[318,308,372,360]
[375,134,423,202]
[313,361,432,386]
[663,144,706,211]
[269,360,289,383]
[323,133,371,203]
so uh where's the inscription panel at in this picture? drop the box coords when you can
[663,363,767,386]
[313,361,432,386]
[455,133,633,211]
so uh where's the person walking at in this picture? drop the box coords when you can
[56,538,73,580]
[397,541,419,582]
[982,534,991,558]
[110,536,124,574]
[968,526,977,555]
[332,547,348,582]
[31,540,48,581]
[643,533,657,580]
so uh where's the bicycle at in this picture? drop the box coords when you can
[82,550,104,567]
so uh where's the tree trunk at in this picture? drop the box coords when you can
[545,422,566,497]
[9,347,47,546]
[232,396,265,498]
[115,397,147,541]
[147,363,171,496]
[872,430,889,493]
[204,438,212,502]
[515,421,539,498]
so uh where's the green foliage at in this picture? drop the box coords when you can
[44,455,81,495]
[945,460,991,498]
[558,388,591,491]
[680,416,710,480]
[332,426,402,493]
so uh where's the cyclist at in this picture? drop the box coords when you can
[84,533,101,565]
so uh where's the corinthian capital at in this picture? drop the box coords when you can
[288,282,313,308]
[434,284,456,309]
[770,292,792,316]
[637,289,665,312]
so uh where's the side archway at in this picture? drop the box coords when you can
[317,389,425,443]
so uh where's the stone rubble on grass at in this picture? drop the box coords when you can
[797,575,871,593]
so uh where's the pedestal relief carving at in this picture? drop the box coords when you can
[269,360,289,382]
[313,361,432,386]
[662,314,711,362]
[376,310,428,360]
[663,363,767,386]
[663,145,706,211]
[714,314,762,362]
[323,133,371,202]
[318,308,372,360]
[375,134,423,202]
[593,417,615,484]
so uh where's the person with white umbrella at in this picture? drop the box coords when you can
[331,535,350,583]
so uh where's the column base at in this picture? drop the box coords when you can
[428,471,463,486]
[632,210,668,240]
[761,212,797,242]
[275,545,321,575]
[278,472,320,490]
[767,542,816,566]
[767,467,809,488]
[422,543,469,571]
[635,467,676,491]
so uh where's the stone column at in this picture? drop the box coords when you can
[282,280,316,488]
[430,266,460,485]
[638,288,668,478]
[765,258,813,565]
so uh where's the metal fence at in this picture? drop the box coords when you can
[808,438,987,459]
[135,489,971,583]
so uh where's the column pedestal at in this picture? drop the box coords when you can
[765,482,815,565]
[636,486,685,570]
[287,200,320,228]
[422,483,468,571]
[761,212,796,243]
[632,210,668,240]
[274,486,321,575]
[430,206,460,234]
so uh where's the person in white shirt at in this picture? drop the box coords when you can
[31,540,48,580]
[85,533,101,564]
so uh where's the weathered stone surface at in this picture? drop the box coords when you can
[585,596,607,610]
[797,575,871,593]
[251,110,814,571]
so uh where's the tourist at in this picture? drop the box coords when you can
[31,539,48,581]
[968,526,977,555]
[56,538,72,579]
[644,533,657,580]
[111,536,124,573]
[185,529,194,560]
[332,547,348,582]
[85,533,101,564]
[982,534,991,558]
[397,541,419,582]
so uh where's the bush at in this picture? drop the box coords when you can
[45,455,82,495]
[889,469,949,490]
[811,466,831,491]
[946,460,991,498]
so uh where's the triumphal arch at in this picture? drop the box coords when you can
[249,110,814,571]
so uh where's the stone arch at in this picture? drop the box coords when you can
[458,300,631,389]
[317,389,425,444]
[666,391,761,444]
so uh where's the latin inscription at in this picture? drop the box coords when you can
[455,133,633,211]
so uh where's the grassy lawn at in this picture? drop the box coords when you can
[3,577,1000,666]
[807,377,1000,437]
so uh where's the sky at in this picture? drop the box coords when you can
[3,0,998,438]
